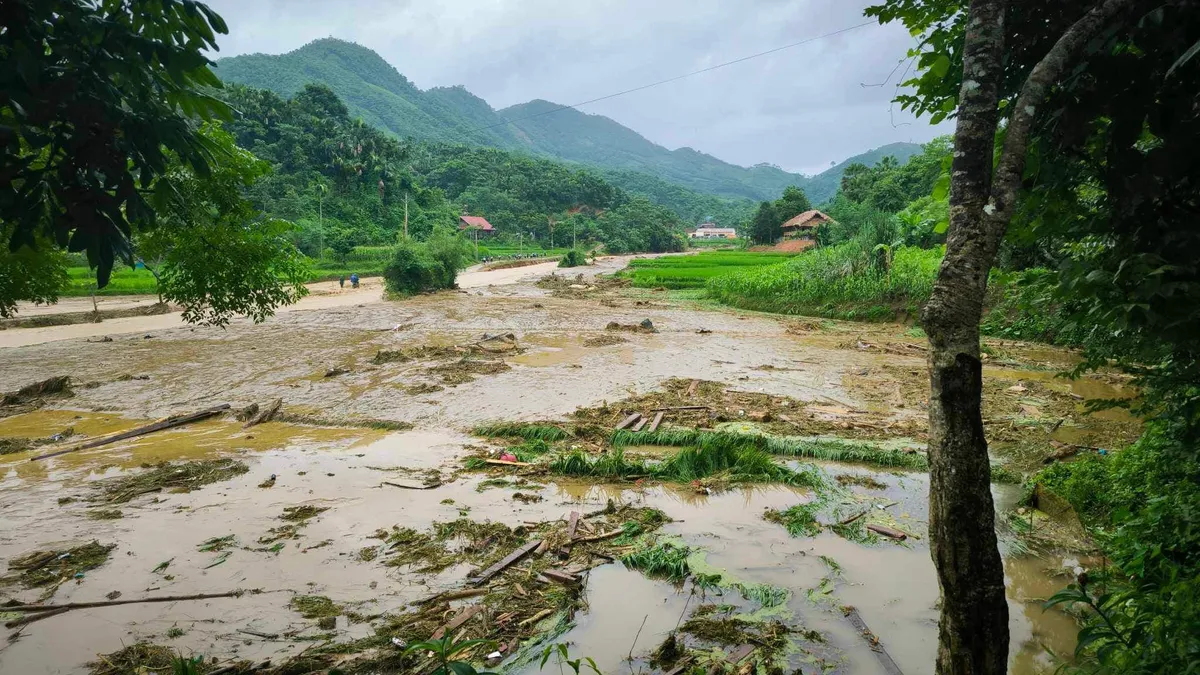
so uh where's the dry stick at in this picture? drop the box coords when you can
[30,405,231,461]
[3,607,69,629]
[3,590,244,614]
[383,480,441,490]
[839,511,868,526]
[649,405,709,412]
[572,529,623,544]
[866,524,907,541]
[628,614,649,661]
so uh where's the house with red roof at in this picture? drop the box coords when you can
[458,215,495,235]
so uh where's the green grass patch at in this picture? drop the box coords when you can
[763,503,822,537]
[707,244,942,320]
[472,423,571,442]
[546,444,823,488]
[621,541,691,583]
[612,428,928,471]
[620,251,798,290]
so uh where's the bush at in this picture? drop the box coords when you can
[558,249,587,268]
[424,227,474,287]
[382,242,441,295]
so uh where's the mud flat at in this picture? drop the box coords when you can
[0,257,1132,674]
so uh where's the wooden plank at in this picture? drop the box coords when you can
[411,587,489,606]
[647,411,665,432]
[541,569,580,586]
[615,413,642,430]
[466,539,542,586]
[631,417,648,432]
[866,524,907,541]
[726,644,756,664]
[31,405,230,462]
[484,459,532,467]
[844,606,904,675]
[432,604,484,639]
[565,511,580,539]
[518,608,553,627]
[686,379,699,397]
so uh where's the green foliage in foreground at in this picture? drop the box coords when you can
[1035,420,1200,672]
[621,541,691,583]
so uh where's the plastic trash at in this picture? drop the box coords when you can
[391,637,406,648]
[499,452,518,462]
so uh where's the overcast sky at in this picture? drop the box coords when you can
[203,0,949,175]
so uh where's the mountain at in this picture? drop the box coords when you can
[215,38,920,208]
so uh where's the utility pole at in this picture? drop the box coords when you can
[403,192,409,239]
[519,232,523,255]
[572,219,577,250]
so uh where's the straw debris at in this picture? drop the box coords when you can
[95,459,249,504]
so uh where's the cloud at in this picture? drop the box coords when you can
[202,0,950,175]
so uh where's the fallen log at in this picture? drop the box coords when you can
[31,405,231,462]
[615,413,642,430]
[467,539,542,586]
[3,607,69,628]
[866,524,907,541]
[647,411,665,432]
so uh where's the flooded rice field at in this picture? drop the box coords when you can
[0,257,1134,674]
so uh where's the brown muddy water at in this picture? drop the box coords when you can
[0,258,1124,674]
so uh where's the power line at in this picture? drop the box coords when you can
[469,20,878,135]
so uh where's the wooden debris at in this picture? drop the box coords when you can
[512,583,527,598]
[541,569,580,586]
[726,644,756,664]
[383,480,441,490]
[31,404,231,461]
[615,413,642,430]
[649,405,709,412]
[866,524,908,540]
[844,606,904,675]
[484,458,532,467]
[572,529,623,544]
[237,628,279,640]
[839,510,868,526]
[686,379,699,397]
[432,604,484,639]
[243,398,282,428]
[467,539,542,586]
[518,609,553,627]
[647,411,665,432]
[631,417,648,432]
[2,590,244,626]
[411,587,489,606]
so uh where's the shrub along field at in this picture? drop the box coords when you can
[620,251,798,290]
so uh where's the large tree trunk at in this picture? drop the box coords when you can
[920,0,1010,672]
[920,0,1141,672]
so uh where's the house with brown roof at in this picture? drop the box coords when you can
[458,215,495,236]
[780,210,833,240]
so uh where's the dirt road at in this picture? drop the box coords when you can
[0,257,1122,674]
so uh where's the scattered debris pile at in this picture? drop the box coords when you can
[372,334,524,387]
[582,333,628,348]
[0,426,75,455]
[536,273,629,299]
[0,375,73,417]
[605,318,657,333]
[1,541,115,599]
[93,459,249,504]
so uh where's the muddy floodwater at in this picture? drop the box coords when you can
[0,256,1130,674]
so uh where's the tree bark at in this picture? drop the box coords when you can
[921,0,1141,673]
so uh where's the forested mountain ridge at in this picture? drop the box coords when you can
[215,38,920,206]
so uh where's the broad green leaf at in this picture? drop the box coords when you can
[930,54,951,79]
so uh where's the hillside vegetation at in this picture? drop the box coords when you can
[215,38,920,205]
